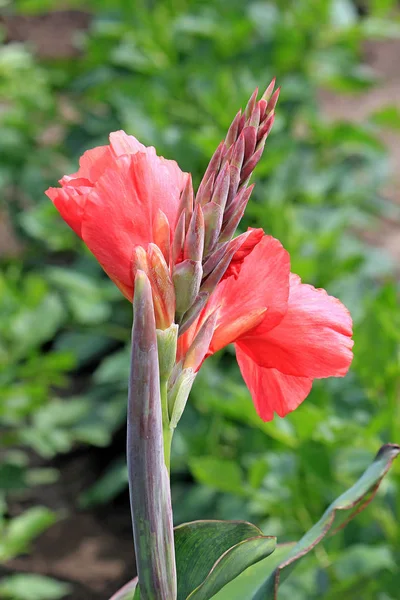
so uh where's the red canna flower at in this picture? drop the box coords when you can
[47,82,354,421]
[46,131,188,301]
[179,232,353,421]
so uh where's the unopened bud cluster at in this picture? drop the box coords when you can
[132,81,279,425]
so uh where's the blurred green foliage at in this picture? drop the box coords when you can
[1,0,400,598]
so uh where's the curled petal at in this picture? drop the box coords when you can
[207,234,290,353]
[240,274,353,378]
[46,131,187,303]
[80,150,186,300]
[61,145,112,186]
[236,345,313,421]
[45,186,89,237]
[109,130,146,156]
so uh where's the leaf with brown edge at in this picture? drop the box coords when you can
[255,443,400,599]
[213,444,399,600]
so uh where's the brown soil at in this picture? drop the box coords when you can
[3,448,135,600]
[1,11,91,59]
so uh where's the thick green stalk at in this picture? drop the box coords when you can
[127,271,177,600]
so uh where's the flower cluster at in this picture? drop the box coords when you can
[46,81,353,422]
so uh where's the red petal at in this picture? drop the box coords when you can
[206,234,290,353]
[81,150,186,298]
[45,186,89,238]
[236,344,312,421]
[61,145,112,186]
[109,130,146,156]
[240,273,353,378]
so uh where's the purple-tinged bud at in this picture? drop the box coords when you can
[179,291,209,336]
[127,270,177,600]
[202,201,224,256]
[202,241,230,279]
[201,232,255,293]
[227,164,241,208]
[211,162,230,210]
[183,310,218,371]
[220,186,254,242]
[243,126,257,163]
[196,142,225,203]
[168,367,196,429]
[184,204,204,262]
[257,111,275,144]
[153,209,170,265]
[240,147,263,184]
[147,243,175,330]
[266,87,280,115]
[230,131,245,171]
[244,87,259,119]
[248,101,261,129]
[200,244,238,294]
[172,211,186,265]
[262,77,276,102]
[238,112,246,133]
[223,184,254,228]
[178,174,194,229]
[225,110,242,148]
[196,172,215,207]
[258,98,268,121]
[173,259,203,319]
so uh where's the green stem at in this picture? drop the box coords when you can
[160,379,173,475]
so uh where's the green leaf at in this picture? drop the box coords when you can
[214,444,399,599]
[0,506,57,561]
[109,521,276,600]
[254,444,400,599]
[174,520,276,600]
[370,106,400,131]
[212,544,296,600]
[189,457,246,495]
[0,574,70,600]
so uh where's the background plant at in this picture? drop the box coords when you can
[1,0,399,598]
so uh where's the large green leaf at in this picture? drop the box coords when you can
[174,520,276,600]
[108,521,275,600]
[214,444,399,600]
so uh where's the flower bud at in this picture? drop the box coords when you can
[128,270,177,600]
[168,367,196,429]
[178,174,194,229]
[225,110,242,148]
[196,142,225,204]
[244,87,258,119]
[172,211,186,265]
[157,323,178,381]
[133,244,175,330]
[261,77,276,102]
[184,204,204,262]
[202,202,223,256]
[153,209,170,265]
[179,291,209,336]
[173,259,203,319]
[183,311,218,372]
